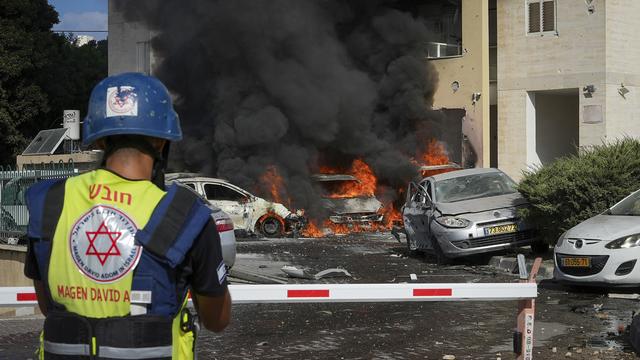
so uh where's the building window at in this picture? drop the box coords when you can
[527,0,556,34]
[136,41,151,75]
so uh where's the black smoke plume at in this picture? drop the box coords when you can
[113,0,451,215]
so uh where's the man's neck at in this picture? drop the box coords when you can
[104,151,155,180]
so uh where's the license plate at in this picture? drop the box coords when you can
[484,223,518,236]
[562,257,591,267]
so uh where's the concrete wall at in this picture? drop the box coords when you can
[108,1,154,75]
[431,0,490,167]
[605,1,640,140]
[16,151,102,172]
[0,245,29,286]
[497,0,607,179]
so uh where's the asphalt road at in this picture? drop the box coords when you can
[1,233,638,359]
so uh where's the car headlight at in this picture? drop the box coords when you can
[435,216,470,228]
[556,232,567,247]
[605,234,640,249]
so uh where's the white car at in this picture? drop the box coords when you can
[166,181,236,268]
[554,189,640,286]
[166,174,305,237]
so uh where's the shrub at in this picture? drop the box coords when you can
[518,138,640,245]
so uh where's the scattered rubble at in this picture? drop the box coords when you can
[608,293,640,300]
[230,268,288,284]
[280,266,352,280]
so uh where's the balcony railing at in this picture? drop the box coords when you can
[426,42,463,59]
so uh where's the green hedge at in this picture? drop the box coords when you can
[518,138,640,245]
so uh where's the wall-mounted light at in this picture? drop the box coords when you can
[585,0,595,14]
[471,92,481,105]
[583,85,595,98]
[618,83,630,98]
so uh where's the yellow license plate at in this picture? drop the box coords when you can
[562,257,591,267]
[485,223,518,236]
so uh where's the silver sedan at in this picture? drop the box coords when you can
[400,168,546,263]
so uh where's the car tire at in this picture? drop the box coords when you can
[531,240,549,254]
[259,216,283,238]
[431,237,450,265]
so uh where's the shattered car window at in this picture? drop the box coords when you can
[608,190,640,216]
[435,172,518,203]
[204,183,247,202]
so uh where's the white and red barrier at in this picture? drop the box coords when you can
[0,282,536,307]
[0,259,541,360]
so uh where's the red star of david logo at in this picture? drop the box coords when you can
[85,221,122,266]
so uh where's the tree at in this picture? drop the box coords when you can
[0,0,107,165]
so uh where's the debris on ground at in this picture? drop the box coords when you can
[609,293,640,300]
[230,268,288,284]
[280,266,352,280]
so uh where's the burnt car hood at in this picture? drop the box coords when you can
[435,192,527,216]
[321,196,382,215]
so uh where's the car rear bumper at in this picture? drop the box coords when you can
[219,230,236,268]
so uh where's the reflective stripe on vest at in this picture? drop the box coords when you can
[99,345,172,359]
[43,340,91,356]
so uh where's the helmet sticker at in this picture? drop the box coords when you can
[106,86,138,117]
[69,205,141,283]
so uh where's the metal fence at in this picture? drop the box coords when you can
[0,161,78,245]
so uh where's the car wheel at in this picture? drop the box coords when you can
[260,216,283,238]
[531,240,549,254]
[432,237,450,265]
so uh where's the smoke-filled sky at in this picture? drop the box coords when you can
[113,0,452,214]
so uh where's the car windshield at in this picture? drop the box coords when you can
[435,172,518,203]
[607,190,640,216]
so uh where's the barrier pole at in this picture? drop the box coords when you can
[515,257,542,360]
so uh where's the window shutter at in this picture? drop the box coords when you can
[542,1,555,32]
[528,2,541,33]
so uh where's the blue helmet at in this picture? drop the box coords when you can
[83,72,182,145]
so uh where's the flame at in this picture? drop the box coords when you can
[380,203,402,229]
[412,139,457,178]
[259,165,287,204]
[301,220,324,237]
[321,159,377,198]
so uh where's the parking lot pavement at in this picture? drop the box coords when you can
[1,233,638,359]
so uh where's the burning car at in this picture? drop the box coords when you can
[399,168,546,263]
[312,174,384,227]
[166,173,305,238]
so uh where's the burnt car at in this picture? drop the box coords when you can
[400,168,547,263]
[166,173,305,238]
[312,174,383,226]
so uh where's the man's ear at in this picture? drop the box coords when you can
[150,138,167,153]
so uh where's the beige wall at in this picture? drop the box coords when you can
[0,245,29,287]
[605,0,640,140]
[431,0,490,167]
[497,0,607,179]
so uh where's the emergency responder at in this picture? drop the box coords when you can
[23,72,231,359]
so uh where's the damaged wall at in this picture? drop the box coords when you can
[109,0,466,216]
[429,0,489,168]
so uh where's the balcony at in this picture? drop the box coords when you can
[426,42,463,59]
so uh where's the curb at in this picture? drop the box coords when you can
[488,255,555,280]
